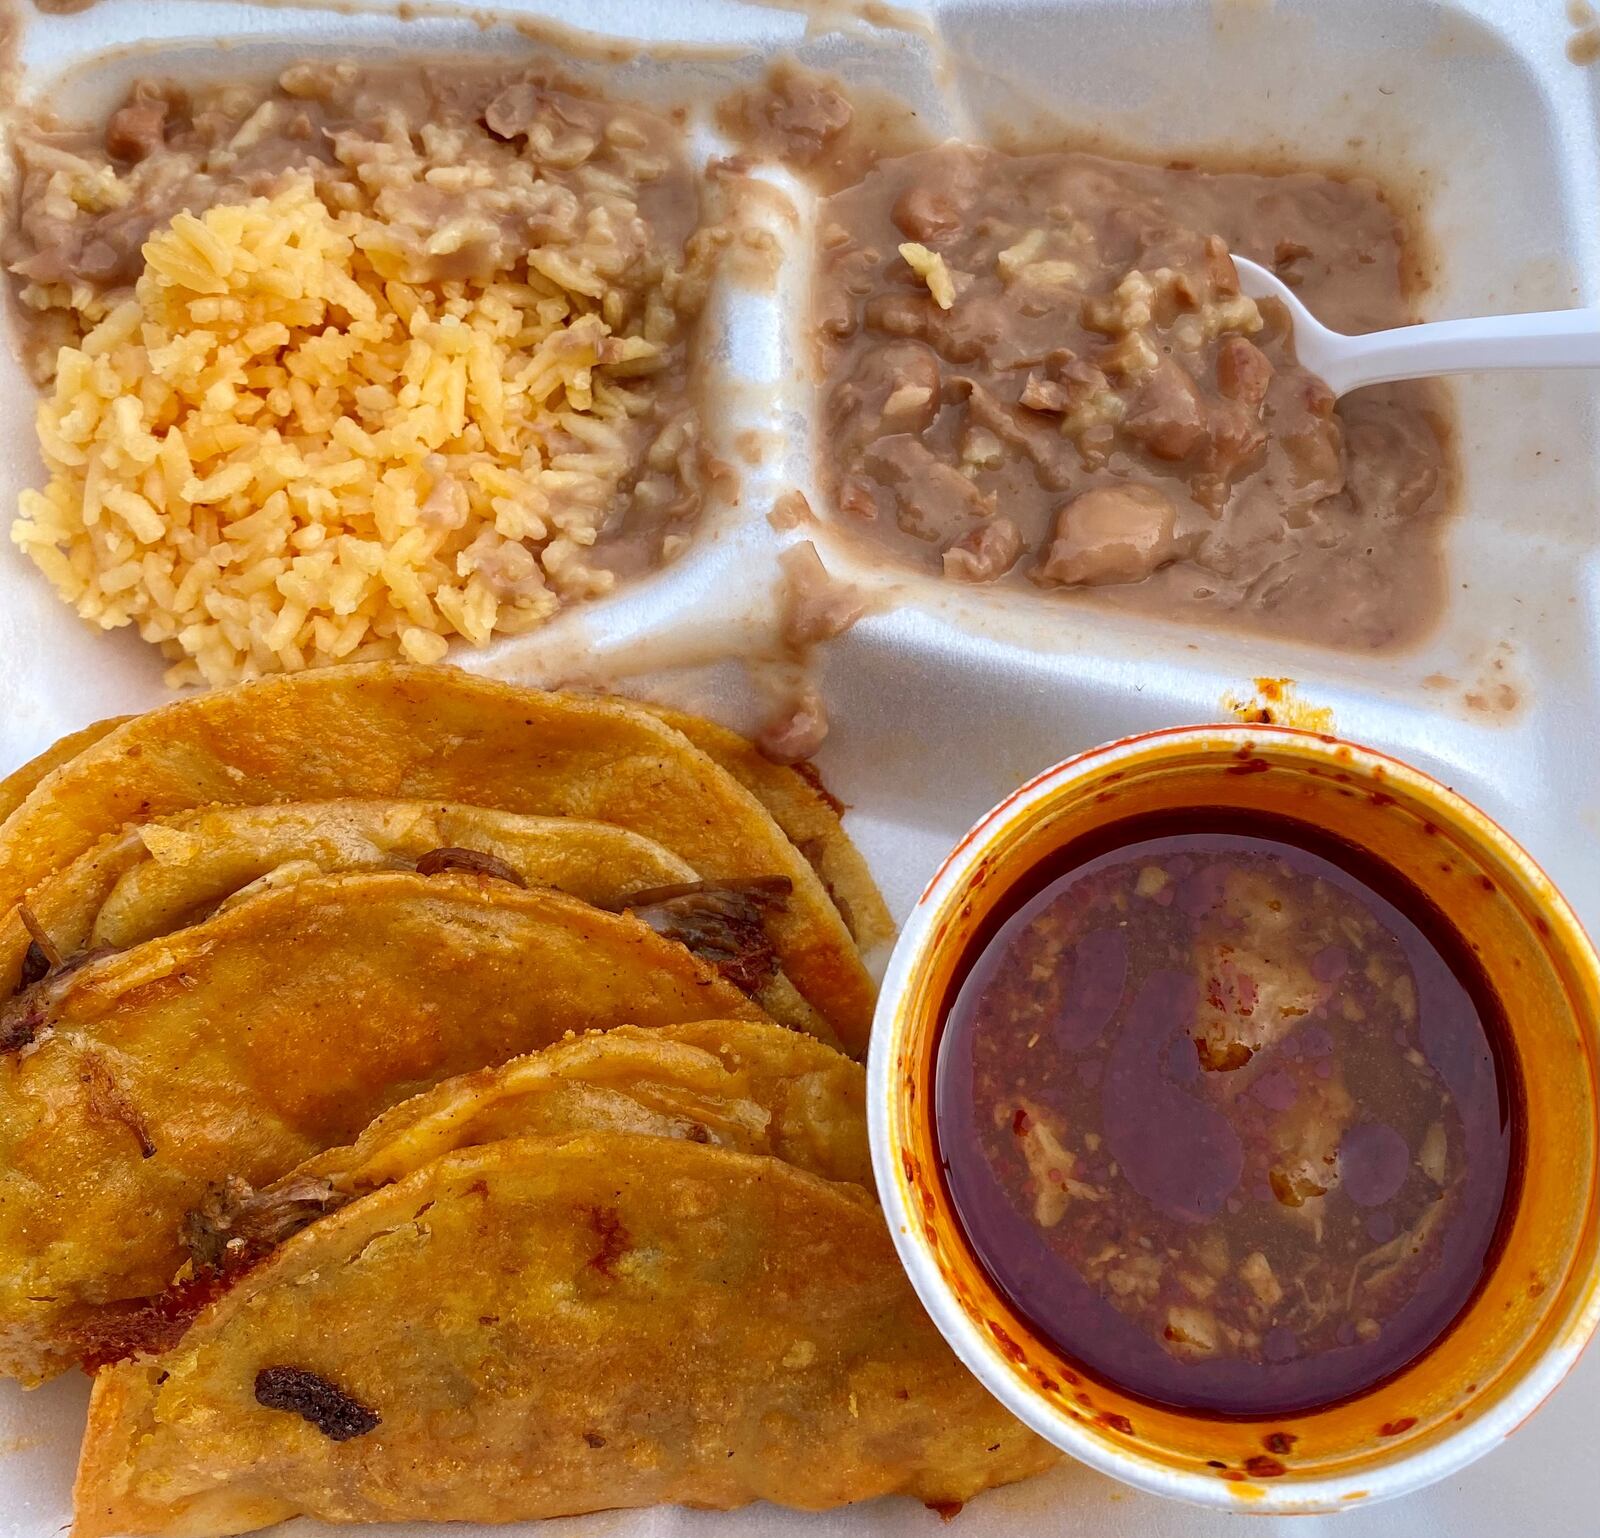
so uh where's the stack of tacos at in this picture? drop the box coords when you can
[0,664,1056,1531]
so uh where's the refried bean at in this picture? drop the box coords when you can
[816,142,1453,649]
[4,61,720,682]
[4,61,714,575]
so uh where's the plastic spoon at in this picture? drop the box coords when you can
[1230,256,1600,398]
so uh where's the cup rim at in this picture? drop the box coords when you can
[866,721,1600,1513]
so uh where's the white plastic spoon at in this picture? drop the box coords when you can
[1230,256,1600,398]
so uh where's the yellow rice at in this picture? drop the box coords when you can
[13,176,686,686]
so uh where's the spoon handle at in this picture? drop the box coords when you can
[1327,308,1600,395]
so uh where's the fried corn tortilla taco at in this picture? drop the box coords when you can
[0,800,832,1039]
[646,706,895,952]
[192,1019,870,1274]
[0,870,764,1385]
[0,716,127,824]
[0,663,878,1051]
[75,1134,1057,1537]
[5,706,898,953]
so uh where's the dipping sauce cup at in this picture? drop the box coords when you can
[868,725,1600,1512]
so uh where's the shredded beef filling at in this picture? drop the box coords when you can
[182,1173,342,1277]
[414,846,527,885]
[616,877,792,993]
[16,940,52,991]
[3,939,116,1048]
[0,995,46,1054]
[16,902,63,973]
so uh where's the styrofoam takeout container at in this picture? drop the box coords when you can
[2,2,1599,1536]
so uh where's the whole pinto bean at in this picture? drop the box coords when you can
[1036,483,1182,587]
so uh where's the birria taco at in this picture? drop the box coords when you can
[174,1018,870,1283]
[0,800,830,1039]
[0,871,762,1384]
[0,663,879,1052]
[74,1133,1056,1536]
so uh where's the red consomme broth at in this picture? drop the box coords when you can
[934,808,1520,1418]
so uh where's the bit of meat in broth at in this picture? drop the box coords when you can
[815,144,1453,649]
[935,813,1516,1416]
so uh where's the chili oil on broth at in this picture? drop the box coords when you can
[932,810,1520,1419]
[813,138,1454,650]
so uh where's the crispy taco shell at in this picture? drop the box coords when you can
[269,1017,870,1208]
[0,664,875,1050]
[0,800,830,1038]
[645,706,895,952]
[180,1019,868,1285]
[0,707,895,954]
[74,1134,1055,1536]
[0,716,126,824]
[0,871,763,1384]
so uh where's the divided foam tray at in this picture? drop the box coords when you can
[1,2,1597,1535]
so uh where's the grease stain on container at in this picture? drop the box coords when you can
[1222,678,1335,732]
[1422,644,1522,718]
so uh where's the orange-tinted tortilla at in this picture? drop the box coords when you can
[0,870,763,1384]
[75,1135,1057,1536]
[0,664,874,1051]
[0,715,126,824]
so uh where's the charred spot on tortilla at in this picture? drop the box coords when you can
[616,877,793,993]
[255,1366,380,1442]
[413,847,527,886]
[183,1174,341,1278]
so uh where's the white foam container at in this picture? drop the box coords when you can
[1,1,1598,1534]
